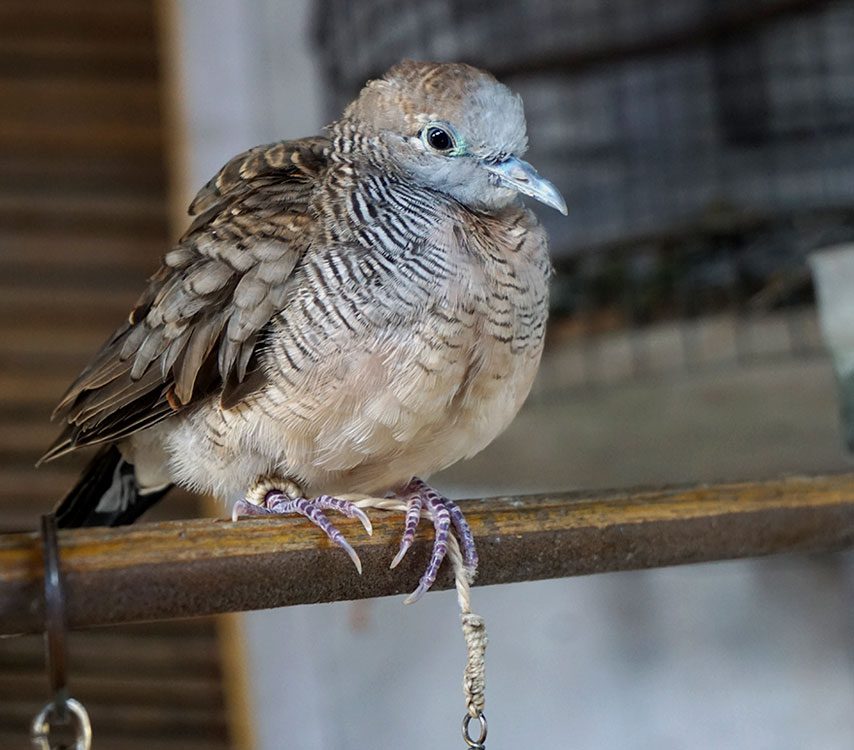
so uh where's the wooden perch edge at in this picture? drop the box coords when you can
[1,474,853,635]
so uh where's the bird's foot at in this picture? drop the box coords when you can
[390,477,478,604]
[232,479,372,574]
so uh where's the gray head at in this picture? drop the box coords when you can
[339,60,566,215]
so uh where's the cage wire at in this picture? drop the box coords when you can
[313,0,854,386]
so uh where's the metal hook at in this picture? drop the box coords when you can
[462,712,487,749]
[41,513,68,716]
[30,513,92,750]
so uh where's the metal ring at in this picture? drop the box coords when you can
[31,698,92,750]
[462,712,488,748]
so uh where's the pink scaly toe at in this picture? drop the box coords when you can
[232,491,372,574]
[390,477,478,604]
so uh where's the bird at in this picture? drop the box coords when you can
[40,60,566,603]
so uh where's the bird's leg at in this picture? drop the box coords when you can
[390,477,478,604]
[232,477,373,574]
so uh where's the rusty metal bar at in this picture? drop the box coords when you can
[1,474,853,635]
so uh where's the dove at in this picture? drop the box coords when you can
[41,60,566,602]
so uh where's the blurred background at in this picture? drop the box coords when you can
[1,0,853,747]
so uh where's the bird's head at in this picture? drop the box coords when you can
[339,60,567,216]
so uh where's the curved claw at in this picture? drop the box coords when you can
[231,499,249,522]
[335,535,363,575]
[236,488,369,575]
[403,581,429,606]
[300,504,363,575]
[351,506,373,536]
[231,498,269,521]
[312,494,373,536]
[389,540,412,569]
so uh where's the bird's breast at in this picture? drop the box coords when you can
[249,303,543,496]
[172,206,550,499]
[256,214,547,493]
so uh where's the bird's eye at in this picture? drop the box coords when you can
[424,126,454,152]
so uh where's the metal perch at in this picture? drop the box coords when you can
[0,474,852,635]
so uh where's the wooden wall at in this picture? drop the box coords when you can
[0,1,234,747]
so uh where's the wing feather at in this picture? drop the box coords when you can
[41,137,329,462]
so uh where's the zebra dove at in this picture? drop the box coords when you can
[41,60,566,602]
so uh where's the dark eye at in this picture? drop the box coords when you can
[426,126,453,151]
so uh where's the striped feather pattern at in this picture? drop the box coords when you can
[44,60,553,511]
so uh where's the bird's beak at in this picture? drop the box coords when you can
[484,155,567,215]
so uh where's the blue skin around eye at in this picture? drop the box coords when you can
[421,122,467,156]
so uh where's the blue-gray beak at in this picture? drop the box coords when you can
[484,155,567,215]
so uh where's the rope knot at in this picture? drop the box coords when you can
[461,613,487,717]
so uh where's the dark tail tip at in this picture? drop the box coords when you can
[55,445,172,528]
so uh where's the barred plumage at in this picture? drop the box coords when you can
[43,61,565,598]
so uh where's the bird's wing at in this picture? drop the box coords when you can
[41,137,329,463]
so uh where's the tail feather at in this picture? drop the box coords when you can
[55,445,172,528]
